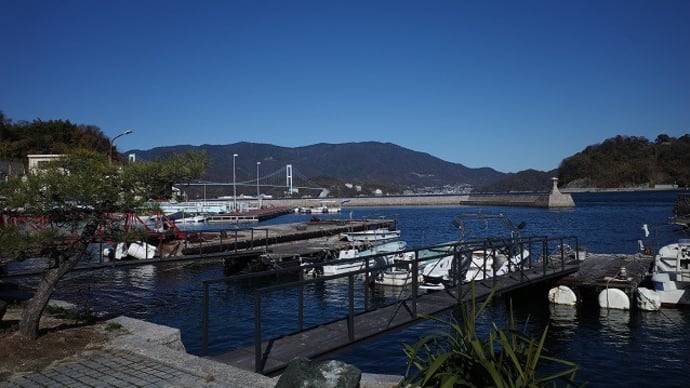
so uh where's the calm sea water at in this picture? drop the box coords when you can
[49,191,690,386]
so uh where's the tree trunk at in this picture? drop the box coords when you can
[18,221,99,340]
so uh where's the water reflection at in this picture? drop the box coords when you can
[598,308,631,340]
[549,304,577,331]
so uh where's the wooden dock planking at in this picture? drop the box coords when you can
[180,219,396,255]
[557,253,653,299]
[1,219,396,279]
[206,207,293,223]
[210,261,580,375]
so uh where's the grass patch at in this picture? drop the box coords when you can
[104,322,123,332]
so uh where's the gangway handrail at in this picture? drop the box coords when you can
[200,234,580,372]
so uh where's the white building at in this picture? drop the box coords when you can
[27,154,64,173]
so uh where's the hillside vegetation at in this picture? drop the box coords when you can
[558,134,690,188]
[0,113,111,159]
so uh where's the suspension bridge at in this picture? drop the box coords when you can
[175,164,329,197]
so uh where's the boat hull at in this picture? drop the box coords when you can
[651,240,690,308]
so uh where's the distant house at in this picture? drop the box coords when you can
[27,154,64,174]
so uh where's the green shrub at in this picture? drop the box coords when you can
[403,286,582,387]
[104,322,123,332]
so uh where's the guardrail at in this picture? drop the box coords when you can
[201,234,580,372]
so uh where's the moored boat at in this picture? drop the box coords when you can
[103,241,159,260]
[295,200,342,214]
[167,211,208,224]
[650,239,690,307]
[419,212,529,290]
[372,251,421,287]
[306,240,408,277]
[464,247,530,282]
[342,228,401,243]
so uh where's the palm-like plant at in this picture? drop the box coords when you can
[403,286,582,387]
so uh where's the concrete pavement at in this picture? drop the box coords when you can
[1,316,403,388]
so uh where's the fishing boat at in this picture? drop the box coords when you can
[167,211,208,224]
[419,247,461,290]
[419,212,529,290]
[342,228,401,243]
[295,200,342,214]
[306,240,408,276]
[371,250,421,287]
[649,239,690,307]
[464,247,531,282]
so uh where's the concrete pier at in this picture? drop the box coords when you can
[262,179,575,209]
[459,178,575,208]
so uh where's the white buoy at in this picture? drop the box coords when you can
[636,287,661,311]
[548,285,577,306]
[598,288,630,310]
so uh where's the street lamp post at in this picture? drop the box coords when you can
[233,153,238,212]
[256,161,261,209]
[108,130,133,165]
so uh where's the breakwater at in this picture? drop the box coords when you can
[263,179,574,208]
[264,195,470,208]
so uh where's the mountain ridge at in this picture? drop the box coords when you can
[126,141,506,194]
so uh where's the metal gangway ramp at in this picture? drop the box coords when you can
[201,235,581,376]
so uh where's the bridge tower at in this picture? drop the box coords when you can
[286,164,294,194]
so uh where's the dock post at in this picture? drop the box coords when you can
[348,274,355,342]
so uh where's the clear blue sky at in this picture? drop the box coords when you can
[2,0,689,173]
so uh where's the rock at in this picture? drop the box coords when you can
[275,357,361,388]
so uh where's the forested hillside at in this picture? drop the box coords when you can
[0,112,111,159]
[476,169,558,193]
[558,134,690,188]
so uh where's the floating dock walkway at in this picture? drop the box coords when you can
[0,218,396,279]
[206,207,293,223]
[555,252,653,308]
[203,247,656,376]
[203,235,582,375]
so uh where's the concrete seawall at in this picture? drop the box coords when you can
[262,189,574,209]
[263,180,575,209]
[264,195,471,208]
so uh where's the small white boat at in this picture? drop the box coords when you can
[317,240,408,276]
[650,239,690,307]
[103,241,158,260]
[343,229,401,243]
[464,248,530,282]
[419,252,458,290]
[419,247,529,290]
[167,211,208,224]
[420,212,530,290]
[296,200,342,214]
[372,251,421,287]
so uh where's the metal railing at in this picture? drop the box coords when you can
[201,234,579,372]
